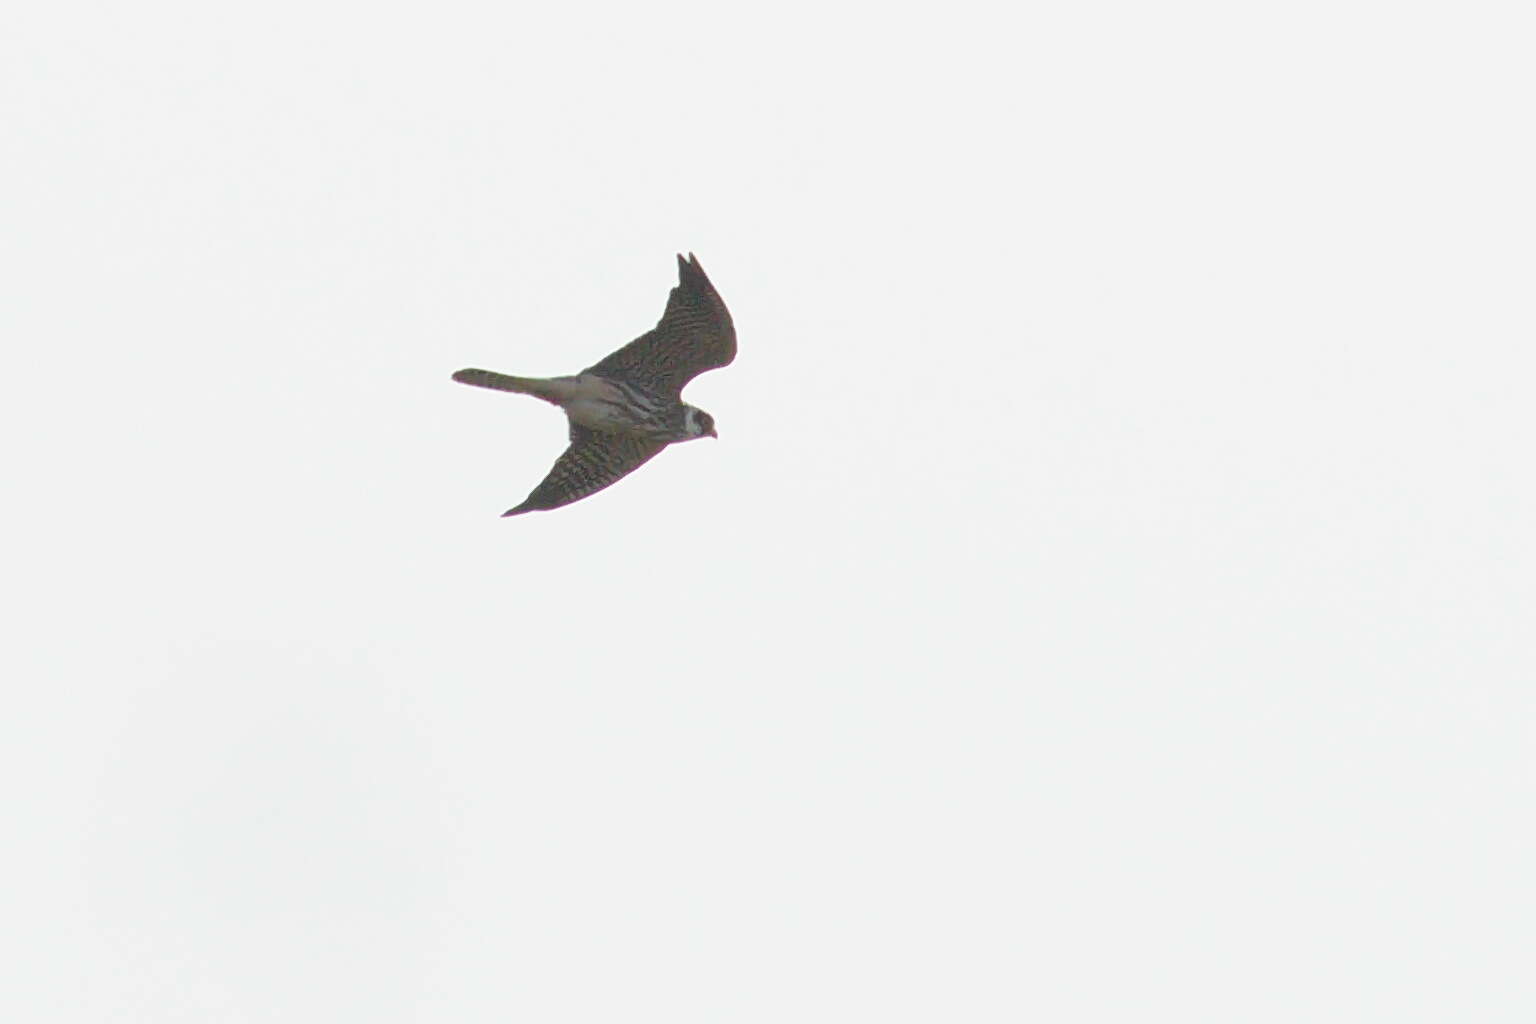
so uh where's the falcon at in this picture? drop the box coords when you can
[452,253,736,516]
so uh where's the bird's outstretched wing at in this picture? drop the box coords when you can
[583,253,736,398]
[502,426,667,516]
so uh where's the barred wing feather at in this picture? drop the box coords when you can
[502,427,667,516]
[583,253,736,398]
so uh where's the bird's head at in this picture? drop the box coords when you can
[683,406,718,439]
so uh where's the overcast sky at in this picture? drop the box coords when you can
[4,2,1532,1021]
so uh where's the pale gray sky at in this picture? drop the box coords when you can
[4,2,1532,1021]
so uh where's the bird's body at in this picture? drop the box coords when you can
[453,254,736,516]
[452,371,680,438]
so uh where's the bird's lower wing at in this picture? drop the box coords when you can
[503,428,667,516]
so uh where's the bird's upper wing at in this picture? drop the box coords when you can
[502,425,667,516]
[583,253,736,398]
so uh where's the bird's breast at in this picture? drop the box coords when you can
[563,374,671,437]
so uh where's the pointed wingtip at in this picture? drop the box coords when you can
[677,252,709,284]
[501,506,530,518]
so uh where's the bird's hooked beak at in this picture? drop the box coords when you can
[707,426,718,438]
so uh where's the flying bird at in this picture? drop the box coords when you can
[453,253,736,516]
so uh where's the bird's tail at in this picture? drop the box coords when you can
[452,368,568,405]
